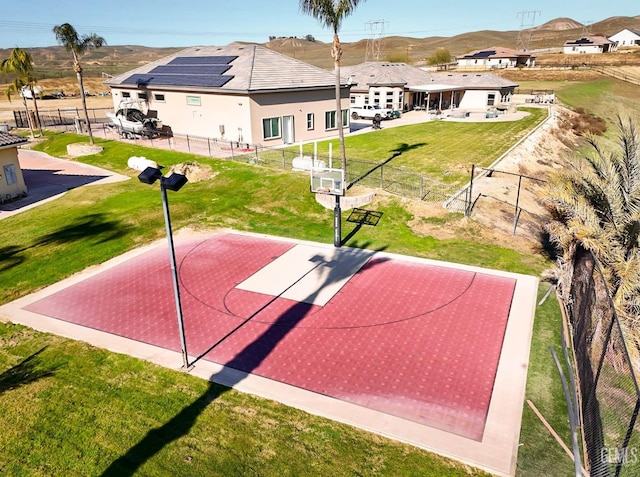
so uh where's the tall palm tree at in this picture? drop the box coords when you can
[544,115,640,329]
[1,47,42,137]
[299,0,365,173]
[53,23,106,145]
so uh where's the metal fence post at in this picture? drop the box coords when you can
[466,164,475,217]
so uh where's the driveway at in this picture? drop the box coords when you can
[0,149,129,220]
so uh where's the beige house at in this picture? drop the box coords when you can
[456,47,535,69]
[563,36,617,54]
[0,132,28,202]
[341,62,518,113]
[105,44,350,146]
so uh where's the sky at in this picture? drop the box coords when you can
[0,0,638,49]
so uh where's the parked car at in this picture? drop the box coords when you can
[350,104,394,120]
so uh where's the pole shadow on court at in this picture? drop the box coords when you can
[101,243,387,476]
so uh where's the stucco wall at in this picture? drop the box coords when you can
[0,147,27,201]
[111,87,349,146]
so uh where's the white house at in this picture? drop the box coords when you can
[563,36,617,54]
[0,131,28,202]
[609,29,640,47]
[105,45,350,147]
[456,47,535,70]
[340,62,518,113]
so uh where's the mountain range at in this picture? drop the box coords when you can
[1,15,639,79]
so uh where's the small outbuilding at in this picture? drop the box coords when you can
[0,131,28,203]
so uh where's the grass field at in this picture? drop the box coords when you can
[0,108,579,475]
[2,36,639,474]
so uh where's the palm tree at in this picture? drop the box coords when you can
[1,48,42,137]
[53,23,106,145]
[299,0,365,173]
[544,115,640,329]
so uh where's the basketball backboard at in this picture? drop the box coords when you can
[310,167,345,196]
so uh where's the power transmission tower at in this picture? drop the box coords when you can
[365,20,388,62]
[516,10,540,51]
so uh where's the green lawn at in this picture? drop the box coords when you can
[0,126,573,475]
[292,107,547,184]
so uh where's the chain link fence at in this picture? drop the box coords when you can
[562,246,640,476]
[11,107,470,211]
[89,125,468,212]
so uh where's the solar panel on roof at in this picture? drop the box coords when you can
[474,50,496,58]
[168,55,238,65]
[150,64,231,75]
[122,74,233,88]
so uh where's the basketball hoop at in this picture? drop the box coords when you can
[315,187,331,194]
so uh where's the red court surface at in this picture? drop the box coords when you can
[2,231,538,476]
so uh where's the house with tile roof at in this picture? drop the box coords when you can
[455,47,535,70]
[609,29,640,48]
[340,62,518,114]
[104,44,350,146]
[0,131,28,202]
[563,36,617,54]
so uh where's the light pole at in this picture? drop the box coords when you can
[138,166,190,369]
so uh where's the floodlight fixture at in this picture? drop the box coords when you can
[138,166,163,185]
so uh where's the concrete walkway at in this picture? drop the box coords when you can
[0,149,129,221]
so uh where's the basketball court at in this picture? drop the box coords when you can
[0,230,537,476]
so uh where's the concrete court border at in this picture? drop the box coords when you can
[0,229,538,476]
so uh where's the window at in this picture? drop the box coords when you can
[325,111,348,130]
[306,113,314,130]
[122,91,130,98]
[154,93,165,102]
[325,111,337,130]
[487,93,496,106]
[350,95,356,104]
[186,95,201,106]
[262,117,281,139]
[138,92,148,100]
[3,164,17,185]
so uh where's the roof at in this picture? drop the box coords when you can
[610,28,640,38]
[431,72,518,89]
[105,44,340,94]
[457,46,535,60]
[564,36,614,47]
[341,62,435,92]
[341,62,518,92]
[0,131,28,149]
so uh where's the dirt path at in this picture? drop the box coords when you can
[399,104,577,255]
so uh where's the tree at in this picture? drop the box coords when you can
[427,48,452,67]
[299,0,365,173]
[1,48,42,137]
[53,23,106,145]
[544,116,640,329]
